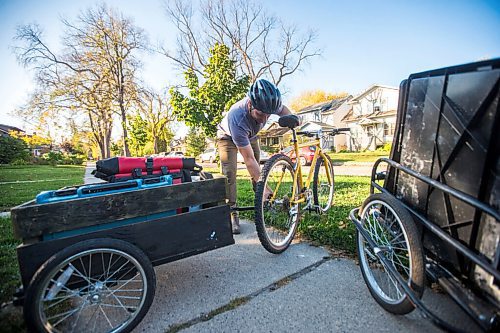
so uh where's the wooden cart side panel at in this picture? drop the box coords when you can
[11,177,227,240]
[17,205,233,288]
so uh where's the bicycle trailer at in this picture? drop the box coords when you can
[349,58,500,332]
[10,159,233,332]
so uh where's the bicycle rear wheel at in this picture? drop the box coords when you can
[254,154,300,254]
[313,155,334,212]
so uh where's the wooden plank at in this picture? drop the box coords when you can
[11,177,228,239]
[16,205,233,287]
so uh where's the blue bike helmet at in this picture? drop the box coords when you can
[248,79,282,114]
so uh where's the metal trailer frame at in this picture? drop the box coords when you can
[350,157,499,332]
[349,58,500,332]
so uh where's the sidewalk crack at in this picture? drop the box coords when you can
[165,256,331,333]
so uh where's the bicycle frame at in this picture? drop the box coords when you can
[275,129,333,206]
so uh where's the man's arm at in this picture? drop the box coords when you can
[280,105,292,116]
[238,144,261,182]
[279,105,302,125]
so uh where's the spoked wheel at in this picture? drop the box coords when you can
[24,238,156,333]
[356,193,424,314]
[312,155,334,212]
[255,154,300,254]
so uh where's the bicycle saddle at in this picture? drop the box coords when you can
[278,114,300,129]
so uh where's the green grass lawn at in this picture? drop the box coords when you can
[0,165,85,332]
[0,165,85,211]
[235,173,369,253]
[0,165,84,303]
[328,151,388,163]
[0,217,21,304]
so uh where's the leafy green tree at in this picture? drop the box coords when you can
[110,140,124,156]
[0,136,29,164]
[170,43,249,137]
[186,127,207,158]
[136,88,176,154]
[127,114,148,156]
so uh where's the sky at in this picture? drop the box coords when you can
[0,0,499,132]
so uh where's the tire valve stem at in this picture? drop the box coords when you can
[46,266,75,301]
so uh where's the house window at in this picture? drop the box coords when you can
[271,137,279,145]
[314,112,321,122]
[384,123,395,136]
[374,106,380,112]
[366,125,374,136]
[260,138,267,145]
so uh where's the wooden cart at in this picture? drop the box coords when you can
[11,176,233,333]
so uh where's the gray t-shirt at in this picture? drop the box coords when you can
[217,97,282,147]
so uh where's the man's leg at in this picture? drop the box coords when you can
[217,139,240,234]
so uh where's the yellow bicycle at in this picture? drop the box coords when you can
[254,115,350,253]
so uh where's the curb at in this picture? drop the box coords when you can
[331,161,375,166]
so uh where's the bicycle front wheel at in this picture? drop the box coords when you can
[254,154,300,254]
[313,155,334,212]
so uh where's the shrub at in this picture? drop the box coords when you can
[0,136,29,164]
[10,159,29,165]
[62,154,85,165]
[26,156,49,165]
[376,143,392,152]
[42,151,64,162]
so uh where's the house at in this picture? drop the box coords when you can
[0,124,25,138]
[169,137,188,154]
[259,96,352,152]
[341,84,399,151]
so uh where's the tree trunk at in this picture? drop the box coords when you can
[120,104,131,157]
[152,133,159,154]
[104,130,112,158]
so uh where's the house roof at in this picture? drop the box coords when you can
[260,120,337,138]
[340,109,359,123]
[296,95,352,115]
[260,127,290,138]
[299,121,336,131]
[0,124,24,135]
[369,110,397,118]
[348,84,398,103]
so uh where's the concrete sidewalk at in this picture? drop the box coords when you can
[84,161,105,184]
[133,221,481,333]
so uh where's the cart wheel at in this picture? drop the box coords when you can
[356,193,425,315]
[24,238,156,333]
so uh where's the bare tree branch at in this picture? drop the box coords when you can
[161,0,321,86]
